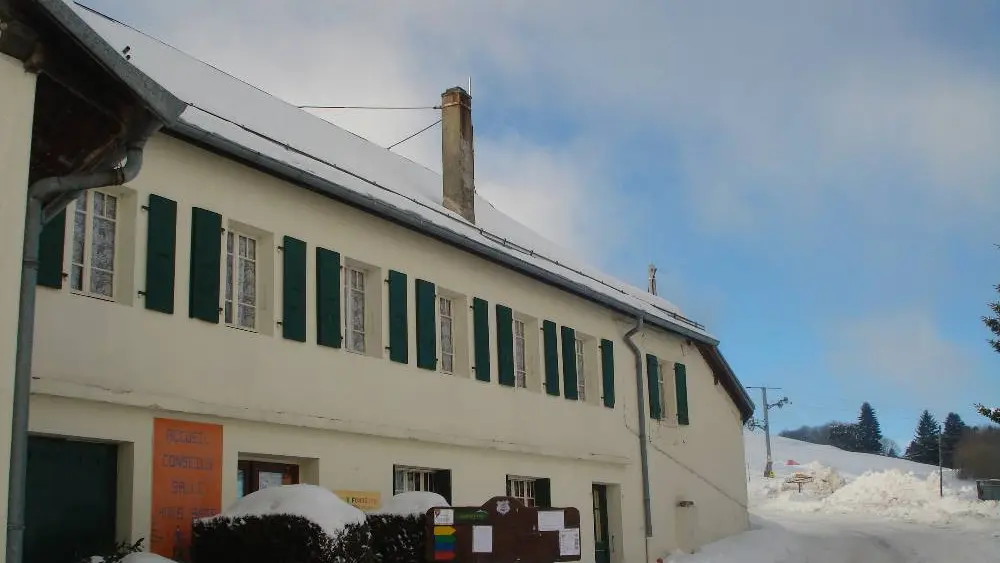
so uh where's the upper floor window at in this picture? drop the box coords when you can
[439,296,455,373]
[345,267,366,353]
[575,337,586,400]
[70,190,118,299]
[224,231,258,330]
[514,319,527,388]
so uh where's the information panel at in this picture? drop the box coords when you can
[150,418,223,560]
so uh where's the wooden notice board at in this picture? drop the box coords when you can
[425,497,582,563]
[150,418,223,560]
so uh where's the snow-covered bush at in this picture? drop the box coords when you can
[366,491,449,563]
[191,484,371,563]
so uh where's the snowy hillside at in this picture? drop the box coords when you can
[664,430,1000,562]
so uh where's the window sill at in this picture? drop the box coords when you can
[69,290,116,303]
[226,324,259,334]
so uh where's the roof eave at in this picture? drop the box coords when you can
[33,0,185,124]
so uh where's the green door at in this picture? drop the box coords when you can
[592,484,611,563]
[25,436,118,563]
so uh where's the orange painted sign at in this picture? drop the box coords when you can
[150,418,223,561]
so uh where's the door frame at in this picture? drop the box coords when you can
[592,484,611,563]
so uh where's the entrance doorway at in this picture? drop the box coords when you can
[592,484,611,563]
[25,436,119,563]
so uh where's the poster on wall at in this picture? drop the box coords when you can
[150,418,223,561]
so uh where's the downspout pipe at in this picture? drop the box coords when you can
[624,316,652,560]
[6,118,162,563]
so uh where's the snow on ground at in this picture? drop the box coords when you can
[665,431,1000,562]
[369,491,449,517]
[206,483,365,538]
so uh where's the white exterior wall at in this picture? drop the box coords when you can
[26,133,748,562]
[0,53,36,561]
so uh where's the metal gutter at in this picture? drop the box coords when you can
[623,317,653,551]
[6,117,163,563]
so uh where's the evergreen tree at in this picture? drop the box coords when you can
[904,410,941,465]
[856,402,883,454]
[980,272,1000,424]
[828,422,860,452]
[940,412,966,469]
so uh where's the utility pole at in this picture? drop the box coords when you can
[938,429,944,498]
[746,386,790,478]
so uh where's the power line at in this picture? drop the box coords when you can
[387,119,441,150]
[298,104,441,110]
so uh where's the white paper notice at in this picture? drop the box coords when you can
[433,508,454,526]
[559,528,581,556]
[538,510,565,531]
[472,526,493,553]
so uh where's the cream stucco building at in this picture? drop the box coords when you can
[0,2,754,563]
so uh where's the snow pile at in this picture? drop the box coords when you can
[120,554,177,563]
[370,491,449,517]
[822,469,1000,525]
[209,484,365,537]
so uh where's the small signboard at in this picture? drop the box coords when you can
[335,489,382,511]
[425,497,582,563]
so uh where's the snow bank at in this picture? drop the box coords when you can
[211,484,365,537]
[822,469,1000,525]
[370,491,449,517]
[120,554,177,563]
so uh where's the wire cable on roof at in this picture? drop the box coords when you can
[298,105,441,111]
[387,119,442,150]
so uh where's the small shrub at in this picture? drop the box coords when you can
[79,538,144,563]
[366,513,427,563]
[191,514,371,563]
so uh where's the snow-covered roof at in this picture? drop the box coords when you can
[35,1,753,417]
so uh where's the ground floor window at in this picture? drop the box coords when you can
[507,476,537,507]
[393,465,452,503]
[237,460,299,498]
[506,475,552,508]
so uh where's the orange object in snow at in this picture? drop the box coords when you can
[786,459,799,465]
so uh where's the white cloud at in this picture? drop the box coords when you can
[824,310,986,412]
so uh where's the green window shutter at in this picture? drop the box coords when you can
[144,194,177,313]
[37,209,66,289]
[600,339,616,409]
[542,320,560,396]
[387,270,408,363]
[534,478,552,508]
[675,362,690,425]
[433,470,453,505]
[281,236,307,342]
[561,326,578,400]
[415,279,437,370]
[472,297,491,382]
[646,354,662,420]
[496,305,515,387]
[189,207,222,323]
[315,247,341,348]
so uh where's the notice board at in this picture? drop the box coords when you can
[425,497,582,563]
[150,418,223,560]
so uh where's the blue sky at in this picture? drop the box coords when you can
[82,0,1000,448]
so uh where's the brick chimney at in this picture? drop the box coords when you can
[440,86,475,223]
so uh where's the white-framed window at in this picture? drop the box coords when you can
[70,190,118,299]
[439,296,455,373]
[345,267,366,353]
[508,476,536,507]
[514,319,527,388]
[224,231,258,330]
[575,337,586,400]
[394,467,435,493]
